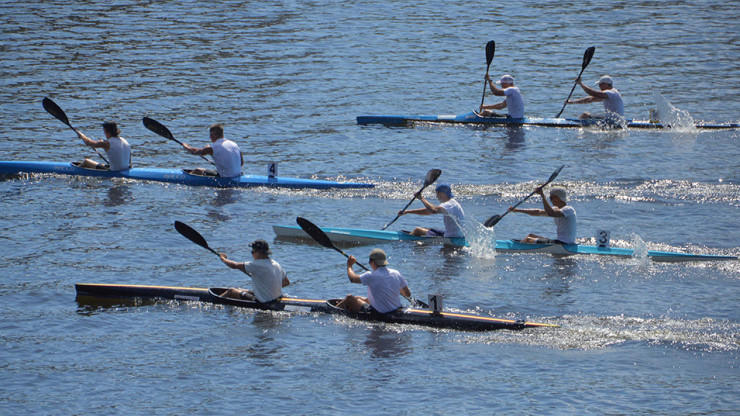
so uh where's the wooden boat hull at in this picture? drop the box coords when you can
[356,111,739,130]
[0,161,374,189]
[74,283,554,331]
[273,225,737,262]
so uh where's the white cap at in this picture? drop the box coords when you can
[595,75,613,85]
[549,187,567,202]
[496,74,514,85]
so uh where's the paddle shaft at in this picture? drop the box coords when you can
[174,221,221,257]
[142,117,214,165]
[485,165,564,228]
[43,97,110,164]
[555,47,595,118]
[382,168,442,230]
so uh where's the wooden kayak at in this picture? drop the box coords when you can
[74,283,556,331]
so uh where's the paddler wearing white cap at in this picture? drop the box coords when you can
[508,185,577,245]
[566,75,624,119]
[479,74,525,118]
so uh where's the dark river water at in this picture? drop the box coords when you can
[1,0,738,414]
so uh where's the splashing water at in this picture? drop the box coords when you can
[652,91,698,132]
[631,233,650,268]
[460,218,498,259]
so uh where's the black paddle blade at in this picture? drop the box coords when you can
[296,217,335,250]
[174,220,211,251]
[42,97,72,128]
[143,117,175,141]
[484,214,501,228]
[485,40,496,65]
[547,165,565,184]
[424,168,442,186]
[582,46,595,70]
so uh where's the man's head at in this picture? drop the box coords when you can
[496,74,515,88]
[549,187,567,205]
[249,239,271,258]
[209,123,224,141]
[102,122,120,138]
[435,183,453,201]
[595,75,613,91]
[368,248,388,267]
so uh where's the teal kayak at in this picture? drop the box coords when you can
[357,111,740,130]
[273,225,737,262]
[0,160,374,189]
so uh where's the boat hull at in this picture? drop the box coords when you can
[273,225,737,262]
[74,283,553,331]
[356,111,739,130]
[0,161,374,189]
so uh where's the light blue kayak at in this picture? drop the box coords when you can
[273,225,737,262]
[357,111,740,130]
[0,161,374,189]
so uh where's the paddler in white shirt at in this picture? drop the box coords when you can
[335,248,412,314]
[508,186,577,245]
[219,239,290,304]
[399,183,466,238]
[77,122,131,171]
[181,123,243,178]
[479,74,525,119]
[566,75,624,119]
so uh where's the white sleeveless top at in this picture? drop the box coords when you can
[106,136,131,171]
[602,89,624,116]
[211,138,242,178]
[504,86,524,118]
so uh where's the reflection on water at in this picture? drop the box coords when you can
[540,257,577,299]
[363,326,412,359]
[212,188,241,207]
[104,183,131,207]
[504,126,526,152]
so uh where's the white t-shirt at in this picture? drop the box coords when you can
[242,258,286,303]
[106,136,131,171]
[439,199,465,238]
[360,266,408,313]
[212,137,242,178]
[504,87,524,118]
[602,89,624,116]
[554,205,577,245]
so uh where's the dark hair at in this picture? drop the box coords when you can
[249,239,270,254]
[102,122,121,136]
[209,123,224,137]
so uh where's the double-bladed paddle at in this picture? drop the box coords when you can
[484,165,565,228]
[42,97,110,164]
[479,40,496,108]
[554,46,596,118]
[381,168,442,230]
[142,117,215,165]
[296,216,429,309]
[174,220,220,256]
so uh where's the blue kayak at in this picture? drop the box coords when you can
[357,111,740,130]
[273,225,737,262]
[0,161,374,189]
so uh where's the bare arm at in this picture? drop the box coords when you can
[485,76,505,96]
[77,131,110,151]
[346,256,362,283]
[400,286,411,297]
[575,77,608,99]
[219,253,246,273]
[182,143,214,156]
